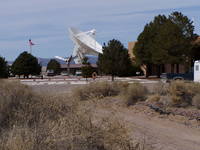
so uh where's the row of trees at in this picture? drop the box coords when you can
[0,51,64,79]
[2,11,198,79]
[44,39,136,80]
[0,51,66,79]
[0,39,141,80]
[45,39,137,80]
[0,52,41,78]
[134,11,199,77]
[97,12,200,79]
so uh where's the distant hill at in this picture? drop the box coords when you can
[38,55,98,67]
[37,58,67,67]
[7,61,13,66]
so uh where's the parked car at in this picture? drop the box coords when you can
[161,61,200,83]
[75,71,82,76]
[61,71,69,76]
[47,70,55,76]
[161,72,193,82]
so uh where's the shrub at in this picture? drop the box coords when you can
[0,113,140,150]
[0,80,72,150]
[147,94,160,103]
[192,94,200,109]
[168,81,200,107]
[0,126,35,150]
[123,83,148,106]
[73,81,129,101]
[47,59,61,75]
[0,80,142,150]
[0,80,70,129]
[153,81,168,95]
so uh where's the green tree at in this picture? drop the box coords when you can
[134,12,194,77]
[12,51,41,78]
[191,43,200,62]
[47,59,61,75]
[0,56,8,78]
[169,12,195,72]
[81,57,94,80]
[169,12,194,39]
[98,39,133,81]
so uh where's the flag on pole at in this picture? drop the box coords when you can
[29,39,35,46]
[29,39,35,54]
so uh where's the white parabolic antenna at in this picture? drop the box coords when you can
[69,27,103,64]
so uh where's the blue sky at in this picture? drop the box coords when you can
[1,0,200,61]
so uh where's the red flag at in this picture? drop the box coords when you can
[29,39,35,46]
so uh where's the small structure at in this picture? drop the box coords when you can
[194,60,200,82]
[60,63,98,76]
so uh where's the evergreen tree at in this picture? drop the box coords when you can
[98,39,133,81]
[0,56,8,78]
[169,12,194,39]
[12,51,41,78]
[81,57,94,80]
[47,59,61,75]
[191,40,200,63]
[134,12,194,77]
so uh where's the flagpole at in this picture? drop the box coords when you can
[29,39,35,54]
[30,44,32,54]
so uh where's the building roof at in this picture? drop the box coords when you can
[38,55,98,67]
[60,64,97,69]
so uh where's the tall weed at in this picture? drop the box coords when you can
[73,81,129,101]
[123,83,148,106]
[168,81,200,107]
[0,80,143,150]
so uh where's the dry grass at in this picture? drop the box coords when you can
[147,94,160,103]
[151,81,200,109]
[168,81,200,107]
[0,80,146,150]
[0,80,71,129]
[72,81,129,101]
[153,82,168,95]
[192,94,200,109]
[0,80,75,150]
[123,83,148,106]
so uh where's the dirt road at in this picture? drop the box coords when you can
[30,83,200,150]
[92,102,200,150]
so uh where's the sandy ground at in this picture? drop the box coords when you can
[89,98,200,150]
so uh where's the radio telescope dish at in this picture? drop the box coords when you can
[69,27,103,64]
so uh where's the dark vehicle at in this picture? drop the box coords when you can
[47,70,55,76]
[161,70,194,82]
